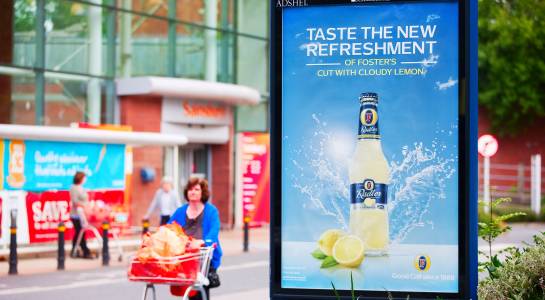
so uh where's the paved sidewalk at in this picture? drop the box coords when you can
[0,226,270,276]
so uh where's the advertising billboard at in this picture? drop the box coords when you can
[270,0,477,299]
[237,133,271,226]
[0,190,128,245]
[0,140,125,191]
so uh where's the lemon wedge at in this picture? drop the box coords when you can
[317,229,346,256]
[332,235,365,268]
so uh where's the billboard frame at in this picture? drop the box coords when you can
[269,0,478,299]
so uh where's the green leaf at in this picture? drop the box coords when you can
[491,255,503,268]
[331,282,341,300]
[350,272,355,299]
[311,248,327,260]
[321,256,339,268]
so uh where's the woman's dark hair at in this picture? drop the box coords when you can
[73,171,86,185]
[184,178,210,203]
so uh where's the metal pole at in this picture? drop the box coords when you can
[167,0,177,77]
[120,0,132,78]
[205,0,218,82]
[220,0,230,82]
[537,155,542,215]
[142,219,150,235]
[173,145,179,194]
[531,155,542,216]
[87,0,103,124]
[483,156,490,214]
[9,209,18,275]
[57,222,65,270]
[517,163,525,202]
[105,0,116,124]
[35,0,46,125]
[102,221,110,266]
[243,216,249,252]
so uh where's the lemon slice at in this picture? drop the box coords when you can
[318,229,346,256]
[332,235,365,268]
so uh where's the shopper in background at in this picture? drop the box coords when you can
[69,171,93,259]
[144,176,181,226]
[169,178,223,300]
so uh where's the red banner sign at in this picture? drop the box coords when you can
[240,133,270,226]
[26,190,127,243]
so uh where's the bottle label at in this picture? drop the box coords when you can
[350,179,388,209]
[358,103,380,140]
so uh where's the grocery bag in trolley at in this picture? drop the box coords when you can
[128,222,205,285]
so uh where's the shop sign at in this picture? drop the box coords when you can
[162,98,232,126]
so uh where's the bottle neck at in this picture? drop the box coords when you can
[357,102,381,140]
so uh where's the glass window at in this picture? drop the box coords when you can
[193,146,208,176]
[236,102,268,133]
[116,0,168,18]
[176,0,204,25]
[236,36,268,95]
[44,76,92,126]
[175,24,205,79]
[45,1,107,75]
[118,11,168,76]
[174,0,233,28]
[217,31,235,83]
[11,0,36,68]
[0,72,36,125]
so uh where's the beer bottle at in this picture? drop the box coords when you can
[348,92,390,256]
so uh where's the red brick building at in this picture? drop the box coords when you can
[117,77,259,227]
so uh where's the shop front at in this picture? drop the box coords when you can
[116,77,260,227]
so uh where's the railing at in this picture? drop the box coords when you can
[479,162,545,203]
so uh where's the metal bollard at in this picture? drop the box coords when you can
[243,216,250,252]
[102,221,110,266]
[57,221,65,270]
[9,209,18,275]
[142,219,150,235]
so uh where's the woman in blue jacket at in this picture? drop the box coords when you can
[168,178,222,300]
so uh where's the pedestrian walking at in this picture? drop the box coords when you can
[144,176,181,226]
[69,171,93,259]
[169,178,223,300]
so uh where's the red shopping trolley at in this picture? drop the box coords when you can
[73,207,124,261]
[128,246,215,300]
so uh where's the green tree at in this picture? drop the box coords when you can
[15,0,89,34]
[479,0,545,136]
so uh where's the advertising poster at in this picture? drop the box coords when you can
[240,133,270,226]
[280,1,459,294]
[1,140,126,191]
[26,190,127,243]
[0,191,30,245]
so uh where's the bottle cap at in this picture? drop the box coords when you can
[359,92,378,104]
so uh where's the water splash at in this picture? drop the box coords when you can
[287,115,456,242]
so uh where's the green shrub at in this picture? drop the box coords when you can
[478,203,545,223]
[477,232,545,300]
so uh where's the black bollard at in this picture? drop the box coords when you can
[243,216,250,252]
[57,221,65,270]
[102,221,110,266]
[8,209,18,275]
[142,219,150,235]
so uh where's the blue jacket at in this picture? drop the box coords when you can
[168,203,223,269]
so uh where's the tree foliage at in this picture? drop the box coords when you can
[479,0,545,136]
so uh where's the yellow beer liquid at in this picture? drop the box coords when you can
[349,209,389,253]
[349,139,390,256]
